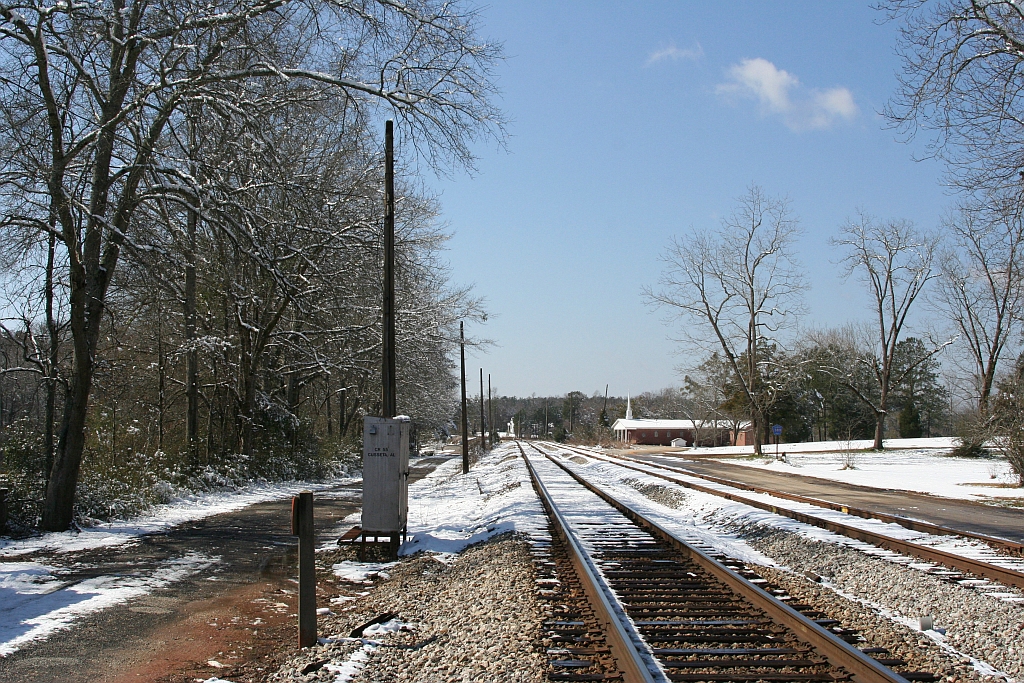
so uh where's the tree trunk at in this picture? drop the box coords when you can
[873,411,885,450]
[185,204,199,465]
[325,378,333,438]
[157,306,166,452]
[751,411,763,456]
[43,347,93,530]
[239,363,257,456]
[43,229,58,485]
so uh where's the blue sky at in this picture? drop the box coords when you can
[428,1,949,398]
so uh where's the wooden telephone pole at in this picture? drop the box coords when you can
[479,368,485,450]
[460,323,469,473]
[382,120,396,418]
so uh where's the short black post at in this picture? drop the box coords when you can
[291,491,316,648]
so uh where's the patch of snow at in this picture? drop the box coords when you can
[324,642,375,682]
[0,551,216,656]
[362,617,413,636]
[332,560,396,583]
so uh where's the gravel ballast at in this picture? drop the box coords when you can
[268,534,545,683]
[740,527,1024,679]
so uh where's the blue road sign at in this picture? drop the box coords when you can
[771,424,783,436]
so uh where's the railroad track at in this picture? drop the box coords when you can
[518,442,927,683]
[546,442,1024,593]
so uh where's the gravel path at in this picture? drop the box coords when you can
[269,534,545,683]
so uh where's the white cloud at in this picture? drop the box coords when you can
[716,57,857,131]
[646,42,704,65]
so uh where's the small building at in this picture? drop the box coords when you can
[611,417,750,446]
[611,395,753,447]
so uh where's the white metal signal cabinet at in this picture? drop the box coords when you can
[361,416,410,536]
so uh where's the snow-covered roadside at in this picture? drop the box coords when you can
[0,475,357,659]
[0,476,359,558]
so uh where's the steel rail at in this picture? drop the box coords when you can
[552,443,1024,590]
[578,446,1024,556]
[517,442,661,683]
[527,442,911,683]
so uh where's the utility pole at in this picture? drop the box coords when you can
[603,383,609,426]
[544,402,548,439]
[339,387,347,437]
[382,120,396,418]
[479,368,485,451]
[568,393,573,434]
[460,323,469,474]
[487,373,492,449]
[184,109,199,466]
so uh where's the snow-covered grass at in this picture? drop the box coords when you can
[606,437,1022,503]
[396,444,546,557]
[715,447,1022,502]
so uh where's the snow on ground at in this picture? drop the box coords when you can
[681,436,958,456]
[0,552,217,656]
[0,477,359,558]
[713,447,1022,502]
[332,560,397,583]
[397,443,547,557]
[608,437,1022,502]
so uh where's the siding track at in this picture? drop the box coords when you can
[518,442,922,683]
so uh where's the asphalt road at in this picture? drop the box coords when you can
[627,451,1024,544]
[0,456,453,683]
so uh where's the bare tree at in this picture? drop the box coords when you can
[646,186,805,455]
[933,200,1024,412]
[830,214,945,449]
[881,0,1024,196]
[0,0,504,531]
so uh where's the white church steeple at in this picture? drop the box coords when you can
[625,393,633,420]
